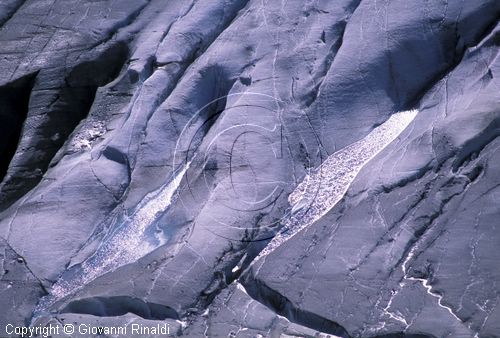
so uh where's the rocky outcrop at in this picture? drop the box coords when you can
[0,0,499,337]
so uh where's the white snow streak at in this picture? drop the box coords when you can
[257,110,418,260]
[37,162,191,311]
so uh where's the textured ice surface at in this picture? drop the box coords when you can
[1,0,499,336]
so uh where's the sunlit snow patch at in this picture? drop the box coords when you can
[257,110,418,259]
[34,162,191,314]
